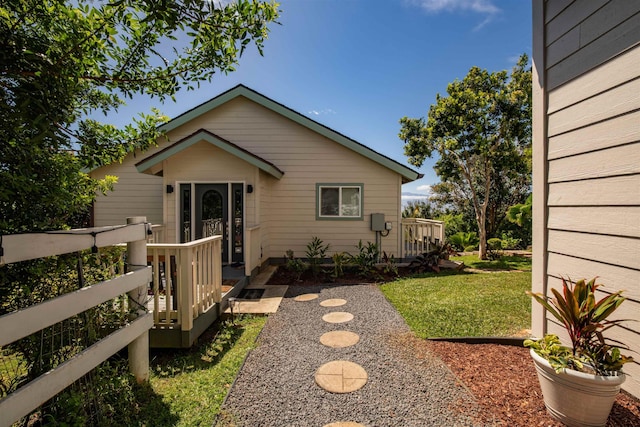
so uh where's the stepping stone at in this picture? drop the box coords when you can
[320,330,360,348]
[322,311,353,324]
[320,298,347,307]
[315,360,368,393]
[323,423,366,427]
[294,293,318,302]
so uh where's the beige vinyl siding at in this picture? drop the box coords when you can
[259,170,273,265]
[160,96,402,258]
[533,1,640,398]
[92,87,409,259]
[91,155,163,226]
[162,141,259,244]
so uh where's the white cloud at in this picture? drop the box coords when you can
[409,0,501,31]
[416,184,432,193]
[401,192,431,207]
[308,108,336,116]
[410,0,500,15]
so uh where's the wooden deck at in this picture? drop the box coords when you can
[146,236,234,348]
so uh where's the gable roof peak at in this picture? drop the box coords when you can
[160,85,422,183]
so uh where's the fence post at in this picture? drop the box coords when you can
[127,216,149,383]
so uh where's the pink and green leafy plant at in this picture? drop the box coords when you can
[525,277,634,375]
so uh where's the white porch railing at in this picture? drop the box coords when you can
[244,225,261,276]
[148,224,165,243]
[146,235,222,333]
[401,218,445,259]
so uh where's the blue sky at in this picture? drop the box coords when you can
[122,0,532,200]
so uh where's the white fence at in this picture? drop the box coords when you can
[0,217,153,427]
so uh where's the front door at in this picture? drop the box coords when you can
[179,183,244,264]
[195,184,228,262]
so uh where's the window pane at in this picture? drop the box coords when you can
[341,187,360,217]
[320,187,339,216]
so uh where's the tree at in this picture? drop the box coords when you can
[0,2,279,416]
[507,194,532,227]
[402,200,435,219]
[0,0,279,233]
[399,55,531,259]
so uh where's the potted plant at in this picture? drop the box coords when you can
[524,277,634,427]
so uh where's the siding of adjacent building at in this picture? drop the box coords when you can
[532,0,640,397]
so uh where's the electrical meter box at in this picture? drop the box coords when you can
[371,213,385,231]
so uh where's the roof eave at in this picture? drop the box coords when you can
[135,129,284,179]
[159,84,421,182]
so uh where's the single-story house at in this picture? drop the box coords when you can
[532,1,640,398]
[91,84,424,273]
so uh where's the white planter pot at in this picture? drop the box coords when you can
[530,349,625,427]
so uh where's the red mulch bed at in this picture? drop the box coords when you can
[427,340,640,426]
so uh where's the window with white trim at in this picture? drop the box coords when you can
[317,184,363,219]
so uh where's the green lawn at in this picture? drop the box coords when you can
[381,270,531,338]
[451,254,532,271]
[134,315,266,426]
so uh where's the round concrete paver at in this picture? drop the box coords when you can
[320,330,360,348]
[315,360,368,393]
[323,423,366,427]
[320,298,347,307]
[294,293,319,302]
[322,311,354,324]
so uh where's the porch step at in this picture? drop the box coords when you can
[225,265,287,314]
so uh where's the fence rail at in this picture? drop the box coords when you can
[0,218,152,427]
[401,218,445,259]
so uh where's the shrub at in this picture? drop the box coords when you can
[381,251,398,276]
[284,250,307,280]
[408,242,451,273]
[351,241,379,277]
[487,238,503,250]
[500,232,522,250]
[449,231,479,251]
[486,238,504,260]
[525,277,634,375]
[331,252,349,279]
[463,245,477,252]
[305,237,330,278]
[437,213,468,240]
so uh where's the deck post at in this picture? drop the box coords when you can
[127,216,150,382]
[180,246,194,333]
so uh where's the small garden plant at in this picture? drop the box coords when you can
[281,238,401,283]
[381,251,398,277]
[525,277,634,375]
[351,240,380,277]
[305,236,329,278]
[449,231,478,252]
[284,249,307,281]
[331,252,349,279]
[408,242,452,273]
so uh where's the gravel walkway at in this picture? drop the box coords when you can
[218,284,482,427]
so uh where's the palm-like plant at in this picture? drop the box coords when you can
[525,277,633,375]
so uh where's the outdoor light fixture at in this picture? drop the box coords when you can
[166,184,174,194]
[247,185,254,194]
